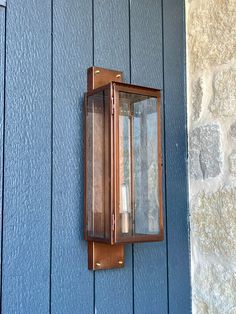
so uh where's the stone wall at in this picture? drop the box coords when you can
[186,0,236,313]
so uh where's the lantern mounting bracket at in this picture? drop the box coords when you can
[86,66,125,271]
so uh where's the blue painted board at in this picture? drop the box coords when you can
[94,0,130,80]
[163,0,191,313]
[51,0,94,313]
[0,6,5,309]
[94,1,133,313]
[2,1,51,313]
[130,1,168,313]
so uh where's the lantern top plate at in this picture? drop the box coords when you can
[87,81,161,99]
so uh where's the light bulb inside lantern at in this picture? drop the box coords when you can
[121,183,129,234]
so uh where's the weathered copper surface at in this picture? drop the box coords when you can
[88,242,124,270]
[87,66,123,93]
[86,66,125,270]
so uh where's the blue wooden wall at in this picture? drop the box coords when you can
[0,0,191,313]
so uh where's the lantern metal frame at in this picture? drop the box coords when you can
[84,66,164,270]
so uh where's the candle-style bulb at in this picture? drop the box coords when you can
[121,183,129,234]
[121,184,128,213]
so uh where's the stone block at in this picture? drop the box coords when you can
[188,0,236,73]
[191,78,203,121]
[229,122,236,139]
[229,151,236,176]
[189,125,221,179]
[192,264,236,314]
[209,68,236,117]
[193,298,214,314]
[191,187,236,259]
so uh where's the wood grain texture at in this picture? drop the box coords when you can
[163,0,191,313]
[94,1,133,313]
[1,1,51,313]
[51,0,94,313]
[0,7,5,308]
[130,1,168,313]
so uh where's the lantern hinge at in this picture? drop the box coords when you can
[112,213,115,231]
[111,97,115,115]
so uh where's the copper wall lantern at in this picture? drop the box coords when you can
[84,67,164,270]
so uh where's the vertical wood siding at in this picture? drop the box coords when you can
[163,1,191,312]
[0,0,191,313]
[0,7,5,307]
[2,1,51,313]
[130,1,168,313]
[52,1,93,313]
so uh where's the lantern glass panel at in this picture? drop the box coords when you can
[86,89,111,241]
[118,91,161,240]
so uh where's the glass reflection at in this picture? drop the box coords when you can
[119,92,160,238]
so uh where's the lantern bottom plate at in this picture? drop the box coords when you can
[88,242,125,270]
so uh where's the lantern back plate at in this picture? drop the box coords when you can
[88,242,124,270]
[87,66,123,92]
[86,66,125,270]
